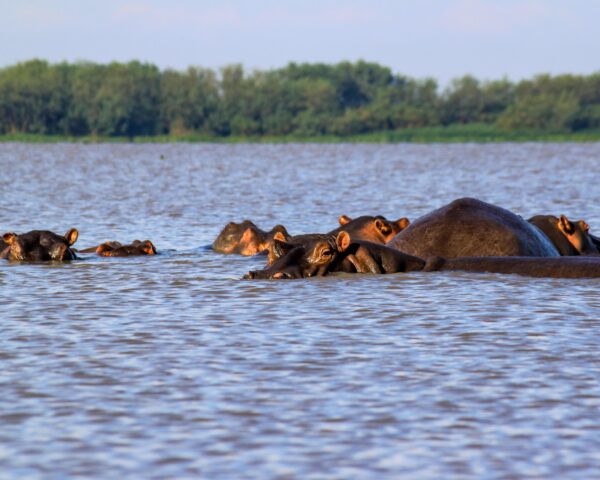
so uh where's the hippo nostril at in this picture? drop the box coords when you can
[243,271,256,279]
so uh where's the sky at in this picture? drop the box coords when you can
[1,0,599,84]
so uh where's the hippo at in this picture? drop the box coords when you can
[528,215,599,255]
[265,214,410,266]
[212,220,290,256]
[246,231,600,280]
[79,240,157,257]
[248,231,425,279]
[1,229,79,261]
[387,198,559,258]
[78,241,123,254]
[334,215,409,244]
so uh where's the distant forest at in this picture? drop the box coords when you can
[1,59,599,138]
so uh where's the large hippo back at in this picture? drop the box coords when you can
[388,198,559,258]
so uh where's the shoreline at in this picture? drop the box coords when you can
[2,126,600,144]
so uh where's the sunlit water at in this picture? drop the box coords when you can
[1,143,599,479]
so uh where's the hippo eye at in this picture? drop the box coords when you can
[321,249,333,257]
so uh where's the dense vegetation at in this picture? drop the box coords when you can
[1,59,599,139]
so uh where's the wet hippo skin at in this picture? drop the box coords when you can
[426,256,600,278]
[388,198,559,258]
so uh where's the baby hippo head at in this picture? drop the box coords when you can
[96,240,157,257]
[245,234,348,280]
[1,229,79,261]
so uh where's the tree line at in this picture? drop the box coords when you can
[0,59,599,137]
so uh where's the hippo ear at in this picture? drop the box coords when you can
[240,226,258,243]
[96,243,111,255]
[273,239,294,258]
[273,231,288,242]
[579,220,590,232]
[397,217,410,230]
[558,215,574,235]
[375,219,391,235]
[271,224,289,235]
[64,228,79,246]
[338,215,352,225]
[3,232,17,245]
[141,240,156,255]
[336,231,351,252]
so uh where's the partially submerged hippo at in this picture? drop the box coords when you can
[212,220,290,255]
[246,231,600,280]
[334,215,409,244]
[529,215,598,255]
[265,214,410,266]
[80,240,157,257]
[249,231,433,279]
[1,229,79,261]
[388,198,559,258]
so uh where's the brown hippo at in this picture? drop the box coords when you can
[528,215,599,255]
[78,241,123,254]
[335,215,409,244]
[387,198,559,258]
[1,229,79,261]
[212,220,290,256]
[80,240,157,257]
[245,231,600,280]
[265,215,410,266]
[248,231,426,279]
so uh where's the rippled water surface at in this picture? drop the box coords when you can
[1,143,600,479]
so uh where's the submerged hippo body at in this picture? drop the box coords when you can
[388,198,559,258]
[1,229,79,261]
[212,220,289,256]
[528,215,599,255]
[426,256,600,278]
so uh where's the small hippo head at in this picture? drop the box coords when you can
[96,239,157,257]
[245,233,348,280]
[213,220,290,256]
[556,215,598,255]
[336,215,409,244]
[1,229,79,261]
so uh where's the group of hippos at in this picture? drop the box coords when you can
[2,198,600,279]
[214,198,600,279]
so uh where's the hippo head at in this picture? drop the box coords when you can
[336,215,409,244]
[96,239,157,257]
[1,229,79,261]
[213,220,289,255]
[245,233,349,279]
[134,240,157,255]
[556,215,598,255]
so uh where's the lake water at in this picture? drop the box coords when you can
[1,143,599,479]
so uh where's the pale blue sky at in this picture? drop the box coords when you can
[1,0,599,84]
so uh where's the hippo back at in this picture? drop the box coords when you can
[388,198,559,258]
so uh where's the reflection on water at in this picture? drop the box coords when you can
[1,143,600,478]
